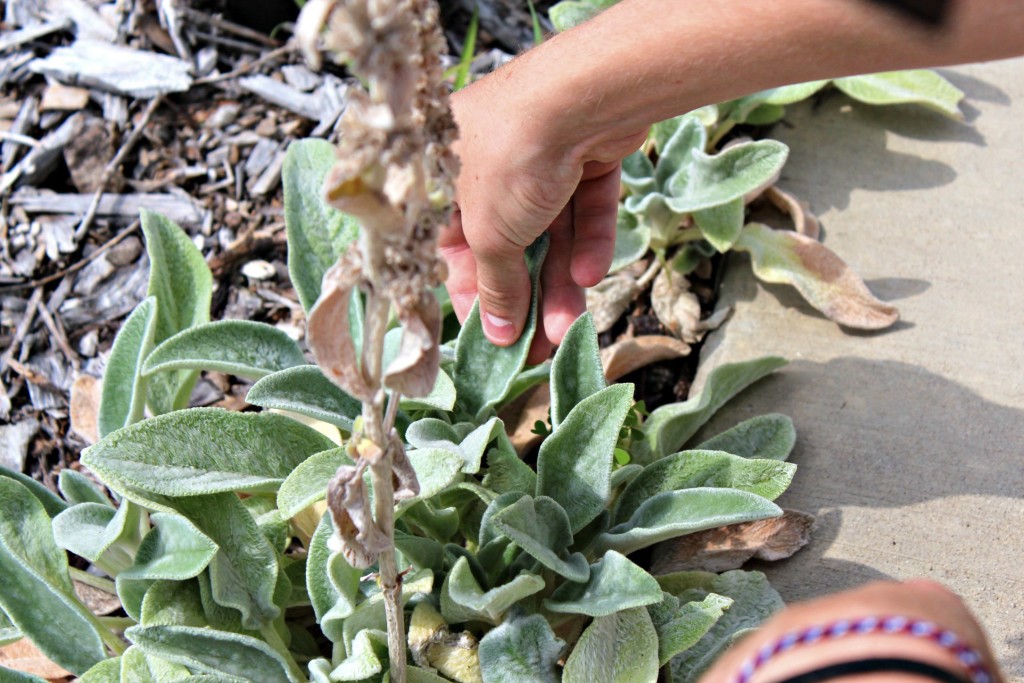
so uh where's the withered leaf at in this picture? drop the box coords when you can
[600,335,691,383]
[0,638,73,680]
[651,509,814,574]
[390,432,420,501]
[735,223,900,330]
[764,185,821,240]
[307,256,374,401]
[383,292,441,398]
[585,272,641,334]
[326,464,390,568]
[73,579,122,616]
[650,269,703,344]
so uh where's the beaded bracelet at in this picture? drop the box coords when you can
[732,616,993,683]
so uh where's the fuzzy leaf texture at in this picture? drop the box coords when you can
[246,365,363,432]
[441,557,545,624]
[614,450,796,523]
[57,469,112,506]
[537,382,634,532]
[562,608,660,683]
[172,493,281,629]
[98,297,157,437]
[277,446,351,519]
[119,512,218,581]
[490,495,590,581]
[610,209,652,273]
[598,488,782,556]
[0,478,107,674]
[550,312,606,428]
[283,138,361,312]
[733,223,899,329]
[126,625,301,683]
[833,69,964,119]
[454,235,548,418]
[140,210,212,415]
[479,613,564,683]
[143,320,306,380]
[696,414,796,460]
[307,513,362,643]
[82,408,336,497]
[544,550,662,617]
[51,499,143,574]
[639,356,788,461]
[0,466,67,518]
[661,570,784,683]
[648,592,733,666]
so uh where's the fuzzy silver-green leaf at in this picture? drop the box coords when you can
[143,320,305,380]
[82,408,336,497]
[537,383,633,532]
[283,138,360,313]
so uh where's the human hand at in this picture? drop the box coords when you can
[698,580,1004,683]
[438,50,648,363]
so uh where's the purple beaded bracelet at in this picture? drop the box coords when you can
[732,615,993,683]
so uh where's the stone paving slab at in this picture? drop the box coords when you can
[692,57,1024,680]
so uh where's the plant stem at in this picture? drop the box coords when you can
[707,118,737,151]
[362,291,408,683]
[69,567,118,594]
[99,616,137,631]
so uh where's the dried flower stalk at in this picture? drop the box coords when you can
[299,0,457,679]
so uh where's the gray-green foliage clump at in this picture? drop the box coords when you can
[0,145,801,682]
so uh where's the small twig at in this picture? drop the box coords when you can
[183,7,282,48]
[637,258,663,289]
[36,300,79,372]
[191,29,265,54]
[73,97,163,242]
[1,287,43,373]
[193,44,294,86]
[0,131,41,149]
[0,220,141,294]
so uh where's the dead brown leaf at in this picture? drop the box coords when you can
[73,579,122,616]
[307,255,374,401]
[326,464,390,569]
[383,292,440,398]
[69,374,101,445]
[650,269,703,343]
[500,383,551,456]
[600,335,690,382]
[0,638,73,680]
[765,185,821,240]
[651,509,815,574]
[584,272,641,334]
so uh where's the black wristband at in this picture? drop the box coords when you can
[865,0,951,25]
[773,657,973,683]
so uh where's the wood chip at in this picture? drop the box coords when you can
[69,373,100,444]
[651,509,815,574]
[0,417,39,471]
[238,74,325,120]
[10,188,207,226]
[30,39,193,98]
[40,82,91,112]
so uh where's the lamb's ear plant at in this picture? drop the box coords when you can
[549,0,963,334]
[1,1,830,681]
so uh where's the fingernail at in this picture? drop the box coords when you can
[484,312,516,344]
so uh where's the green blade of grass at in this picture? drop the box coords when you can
[453,7,479,91]
[527,0,544,45]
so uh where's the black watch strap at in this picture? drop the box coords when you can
[865,0,952,25]
[772,657,972,683]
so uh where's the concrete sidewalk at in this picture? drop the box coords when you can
[693,57,1024,680]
